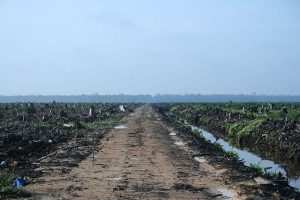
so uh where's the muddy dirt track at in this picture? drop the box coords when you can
[24,106,246,199]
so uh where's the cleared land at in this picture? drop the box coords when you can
[1,104,299,199]
[25,106,243,199]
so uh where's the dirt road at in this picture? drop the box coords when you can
[25,106,241,199]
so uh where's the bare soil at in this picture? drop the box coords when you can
[22,106,255,200]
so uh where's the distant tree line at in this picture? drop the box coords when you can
[0,94,300,103]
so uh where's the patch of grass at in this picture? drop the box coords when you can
[68,113,125,137]
[0,170,22,198]
[250,163,264,175]
[178,110,192,119]
[79,113,123,129]
[212,142,224,152]
[267,111,286,121]
[198,116,211,125]
[68,129,83,137]
[0,170,15,187]
[96,115,123,127]
[191,129,206,140]
[176,119,192,133]
[264,171,285,181]
[287,110,300,121]
[35,122,54,129]
[170,106,178,113]
[225,151,240,162]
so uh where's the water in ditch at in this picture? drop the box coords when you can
[186,122,300,190]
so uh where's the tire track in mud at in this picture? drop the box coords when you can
[24,106,241,200]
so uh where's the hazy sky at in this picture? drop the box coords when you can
[0,0,299,95]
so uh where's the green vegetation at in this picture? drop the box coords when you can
[79,113,123,129]
[250,164,264,175]
[165,102,300,181]
[169,102,300,159]
[250,164,288,183]
[0,170,22,198]
[225,151,240,162]
[175,119,192,133]
[212,142,224,152]
[191,129,205,141]
[227,119,264,145]
[293,187,300,193]
[172,102,300,121]
[35,122,54,129]
[68,114,124,137]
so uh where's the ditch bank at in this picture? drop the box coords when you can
[153,104,300,199]
[169,105,300,177]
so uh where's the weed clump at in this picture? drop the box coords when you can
[0,170,28,199]
[225,151,240,162]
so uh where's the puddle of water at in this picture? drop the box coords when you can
[186,122,300,190]
[114,125,127,129]
[171,135,185,146]
[174,141,185,146]
[194,157,206,163]
[216,188,235,199]
[107,177,122,181]
[169,132,177,136]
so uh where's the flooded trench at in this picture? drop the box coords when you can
[184,121,300,190]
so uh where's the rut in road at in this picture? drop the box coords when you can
[26,106,238,199]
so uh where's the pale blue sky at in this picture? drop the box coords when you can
[0,0,299,95]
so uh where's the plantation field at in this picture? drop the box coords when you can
[166,102,300,164]
[0,103,299,199]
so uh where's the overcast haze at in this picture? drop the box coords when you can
[0,0,299,95]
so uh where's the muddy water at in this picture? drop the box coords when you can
[186,122,300,190]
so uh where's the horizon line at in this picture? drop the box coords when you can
[1,94,300,97]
